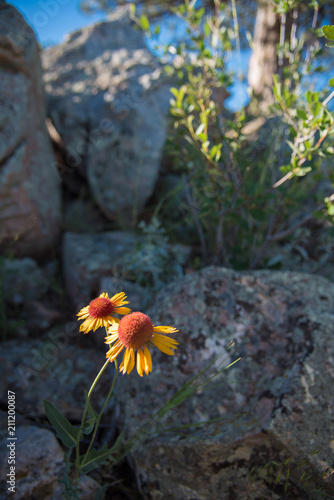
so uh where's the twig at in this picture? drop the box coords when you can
[278,13,286,70]
[272,171,294,189]
[322,90,334,108]
[303,2,319,73]
[289,9,298,62]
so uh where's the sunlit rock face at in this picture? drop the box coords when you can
[0,3,61,257]
[115,267,334,500]
[42,8,171,222]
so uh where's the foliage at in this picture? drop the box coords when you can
[130,0,334,269]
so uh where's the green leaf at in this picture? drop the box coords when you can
[295,166,312,177]
[78,436,124,474]
[296,109,308,120]
[169,87,179,98]
[201,140,210,151]
[81,419,95,435]
[327,204,334,216]
[195,123,205,136]
[140,15,150,32]
[177,85,187,109]
[325,42,334,48]
[322,25,334,41]
[86,394,99,423]
[43,400,80,449]
[197,132,208,143]
[210,144,222,161]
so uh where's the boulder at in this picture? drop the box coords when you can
[1,257,49,306]
[0,3,61,257]
[0,423,64,499]
[100,275,149,312]
[62,231,138,307]
[42,8,171,222]
[0,256,60,336]
[0,414,102,499]
[114,267,334,499]
[0,336,113,420]
[62,231,191,308]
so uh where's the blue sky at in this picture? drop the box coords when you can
[8,0,250,110]
[9,0,107,46]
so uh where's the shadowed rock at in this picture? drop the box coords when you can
[0,3,61,257]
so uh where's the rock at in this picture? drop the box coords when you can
[115,267,334,499]
[42,8,171,222]
[0,3,61,257]
[1,257,49,306]
[0,423,64,499]
[62,230,191,308]
[0,257,65,336]
[0,336,113,420]
[63,198,107,233]
[62,231,138,307]
[100,276,149,312]
[0,415,102,499]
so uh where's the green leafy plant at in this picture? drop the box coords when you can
[131,0,334,270]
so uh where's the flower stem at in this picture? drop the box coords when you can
[80,359,118,468]
[74,358,110,483]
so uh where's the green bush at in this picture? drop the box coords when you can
[133,0,334,270]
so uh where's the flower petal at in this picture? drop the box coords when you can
[137,348,144,377]
[151,334,178,355]
[153,325,178,334]
[77,306,90,318]
[106,342,124,362]
[114,306,131,315]
[152,333,179,346]
[111,292,129,306]
[119,348,130,374]
[105,332,119,344]
[142,345,152,375]
[120,348,135,374]
[127,349,135,374]
[107,323,119,335]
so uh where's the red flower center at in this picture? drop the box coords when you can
[118,312,154,349]
[88,297,114,318]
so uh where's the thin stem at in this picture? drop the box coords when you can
[81,360,118,468]
[231,0,242,100]
[278,13,286,70]
[75,358,111,483]
[272,171,293,189]
[290,9,298,57]
[303,2,319,73]
[322,90,334,108]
